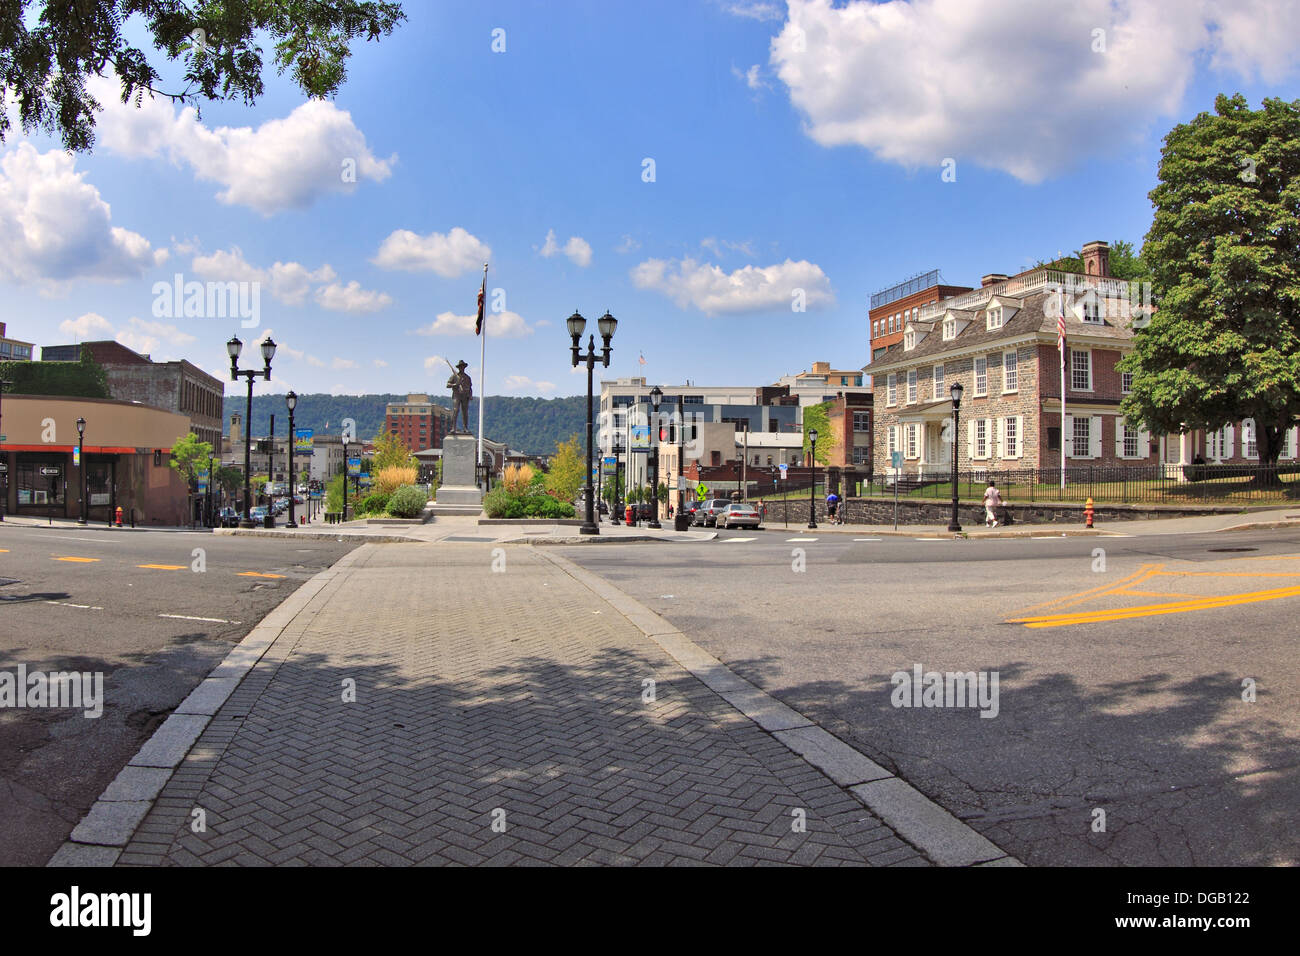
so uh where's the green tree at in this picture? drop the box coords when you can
[370,429,416,471]
[1120,94,1300,472]
[213,465,243,503]
[1035,239,1152,282]
[545,433,584,502]
[801,403,838,465]
[601,474,623,504]
[169,432,212,485]
[0,1,407,152]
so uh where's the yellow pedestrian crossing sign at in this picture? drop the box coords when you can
[696,484,708,500]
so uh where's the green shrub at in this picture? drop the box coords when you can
[483,487,525,518]
[358,491,391,515]
[388,484,428,518]
[524,495,575,518]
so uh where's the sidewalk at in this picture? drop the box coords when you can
[51,542,1013,866]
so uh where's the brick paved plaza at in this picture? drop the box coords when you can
[113,543,926,866]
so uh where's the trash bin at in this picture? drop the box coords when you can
[674,513,691,531]
[263,513,275,529]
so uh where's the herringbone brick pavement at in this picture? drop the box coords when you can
[117,544,924,866]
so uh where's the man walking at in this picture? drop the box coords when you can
[983,480,1003,528]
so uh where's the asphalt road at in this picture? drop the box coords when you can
[0,523,360,866]
[557,526,1300,866]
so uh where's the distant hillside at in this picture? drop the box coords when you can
[221,393,588,455]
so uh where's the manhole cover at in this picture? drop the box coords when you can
[1208,547,1258,553]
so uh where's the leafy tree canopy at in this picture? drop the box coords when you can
[1035,239,1153,283]
[169,432,212,484]
[802,402,837,465]
[1119,94,1300,466]
[0,0,405,152]
[370,429,416,471]
[544,433,585,503]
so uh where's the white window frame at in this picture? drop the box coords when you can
[942,318,956,341]
[886,373,897,407]
[904,329,915,350]
[974,418,989,459]
[906,423,919,460]
[1002,350,1018,392]
[907,369,918,404]
[1082,294,1102,324]
[986,306,1003,331]
[933,364,944,399]
[887,425,898,461]
[973,356,988,397]
[1072,417,1091,458]
[1122,422,1139,459]
[1243,419,1258,459]
[1003,416,1021,459]
[1121,370,1133,394]
[1070,349,1092,391]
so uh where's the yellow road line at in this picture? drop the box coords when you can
[1113,589,1203,599]
[1010,583,1300,628]
[1008,563,1162,616]
[1157,570,1300,578]
[53,556,99,563]
[237,571,285,579]
[138,564,186,570]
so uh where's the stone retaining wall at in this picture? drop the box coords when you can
[754,496,1249,526]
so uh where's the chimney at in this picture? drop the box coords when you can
[0,322,5,337]
[981,274,1009,288]
[1081,240,1110,277]
[812,361,830,373]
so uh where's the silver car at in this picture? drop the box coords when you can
[696,499,734,527]
[717,503,761,529]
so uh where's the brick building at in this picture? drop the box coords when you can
[870,242,1158,476]
[385,393,452,452]
[40,341,223,449]
[0,322,35,361]
[824,392,873,471]
[869,270,972,363]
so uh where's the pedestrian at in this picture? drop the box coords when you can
[983,479,1003,528]
[826,491,839,523]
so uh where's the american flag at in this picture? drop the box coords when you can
[1057,303,1066,356]
[475,272,486,335]
[638,352,646,366]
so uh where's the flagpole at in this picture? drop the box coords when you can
[1060,320,1067,493]
[477,262,488,480]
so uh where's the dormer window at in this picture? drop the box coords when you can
[1082,296,1102,324]
[904,328,916,350]
[986,306,1003,330]
[942,318,956,341]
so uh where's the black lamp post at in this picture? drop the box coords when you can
[568,310,617,535]
[948,381,964,532]
[227,334,276,529]
[76,417,87,525]
[207,453,215,527]
[807,428,818,529]
[648,385,663,529]
[285,391,298,528]
[0,378,10,522]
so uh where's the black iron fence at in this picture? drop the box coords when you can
[856,463,1300,505]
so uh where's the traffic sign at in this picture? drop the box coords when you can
[696,484,708,501]
[778,463,788,477]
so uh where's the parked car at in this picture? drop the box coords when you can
[216,507,240,527]
[250,506,269,523]
[695,499,734,527]
[717,503,761,529]
[682,500,705,523]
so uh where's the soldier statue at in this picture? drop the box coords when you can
[446,359,473,433]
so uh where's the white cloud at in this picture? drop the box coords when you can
[314,281,393,313]
[615,235,641,254]
[723,1,784,20]
[423,355,449,372]
[0,144,165,284]
[115,316,197,357]
[58,312,115,339]
[538,229,592,267]
[372,227,490,276]
[412,310,534,338]
[732,64,769,91]
[191,247,391,311]
[331,358,359,370]
[306,355,326,368]
[771,0,1300,183]
[503,375,557,395]
[701,236,757,258]
[631,256,833,315]
[90,77,396,215]
[373,359,389,368]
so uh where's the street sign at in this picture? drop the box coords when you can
[40,466,61,477]
[778,463,788,477]
[891,451,903,469]
[294,428,314,454]
[696,484,708,501]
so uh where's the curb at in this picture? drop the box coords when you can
[47,546,374,867]
[533,549,1019,868]
[213,528,420,544]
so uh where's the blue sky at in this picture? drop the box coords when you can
[2,0,1298,401]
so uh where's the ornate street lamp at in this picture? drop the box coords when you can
[648,385,663,529]
[76,417,87,525]
[228,334,275,528]
[569,310,617,534]
[807,427,818,529]
[285,390,298,528]
[948,381,964,532]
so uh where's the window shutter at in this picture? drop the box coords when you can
[1224,424,1235,460]
[1116,420,1126,459]
[1015,416,1024,459]
[1063,414,1074,459]
[1090,416,1102,459]
[1139,429,1150,459]
[968,419,975,459]
[995,418,1004,460]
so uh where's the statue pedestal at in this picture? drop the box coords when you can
[430,434,483,516]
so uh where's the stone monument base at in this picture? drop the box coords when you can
[431,433,483,516]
